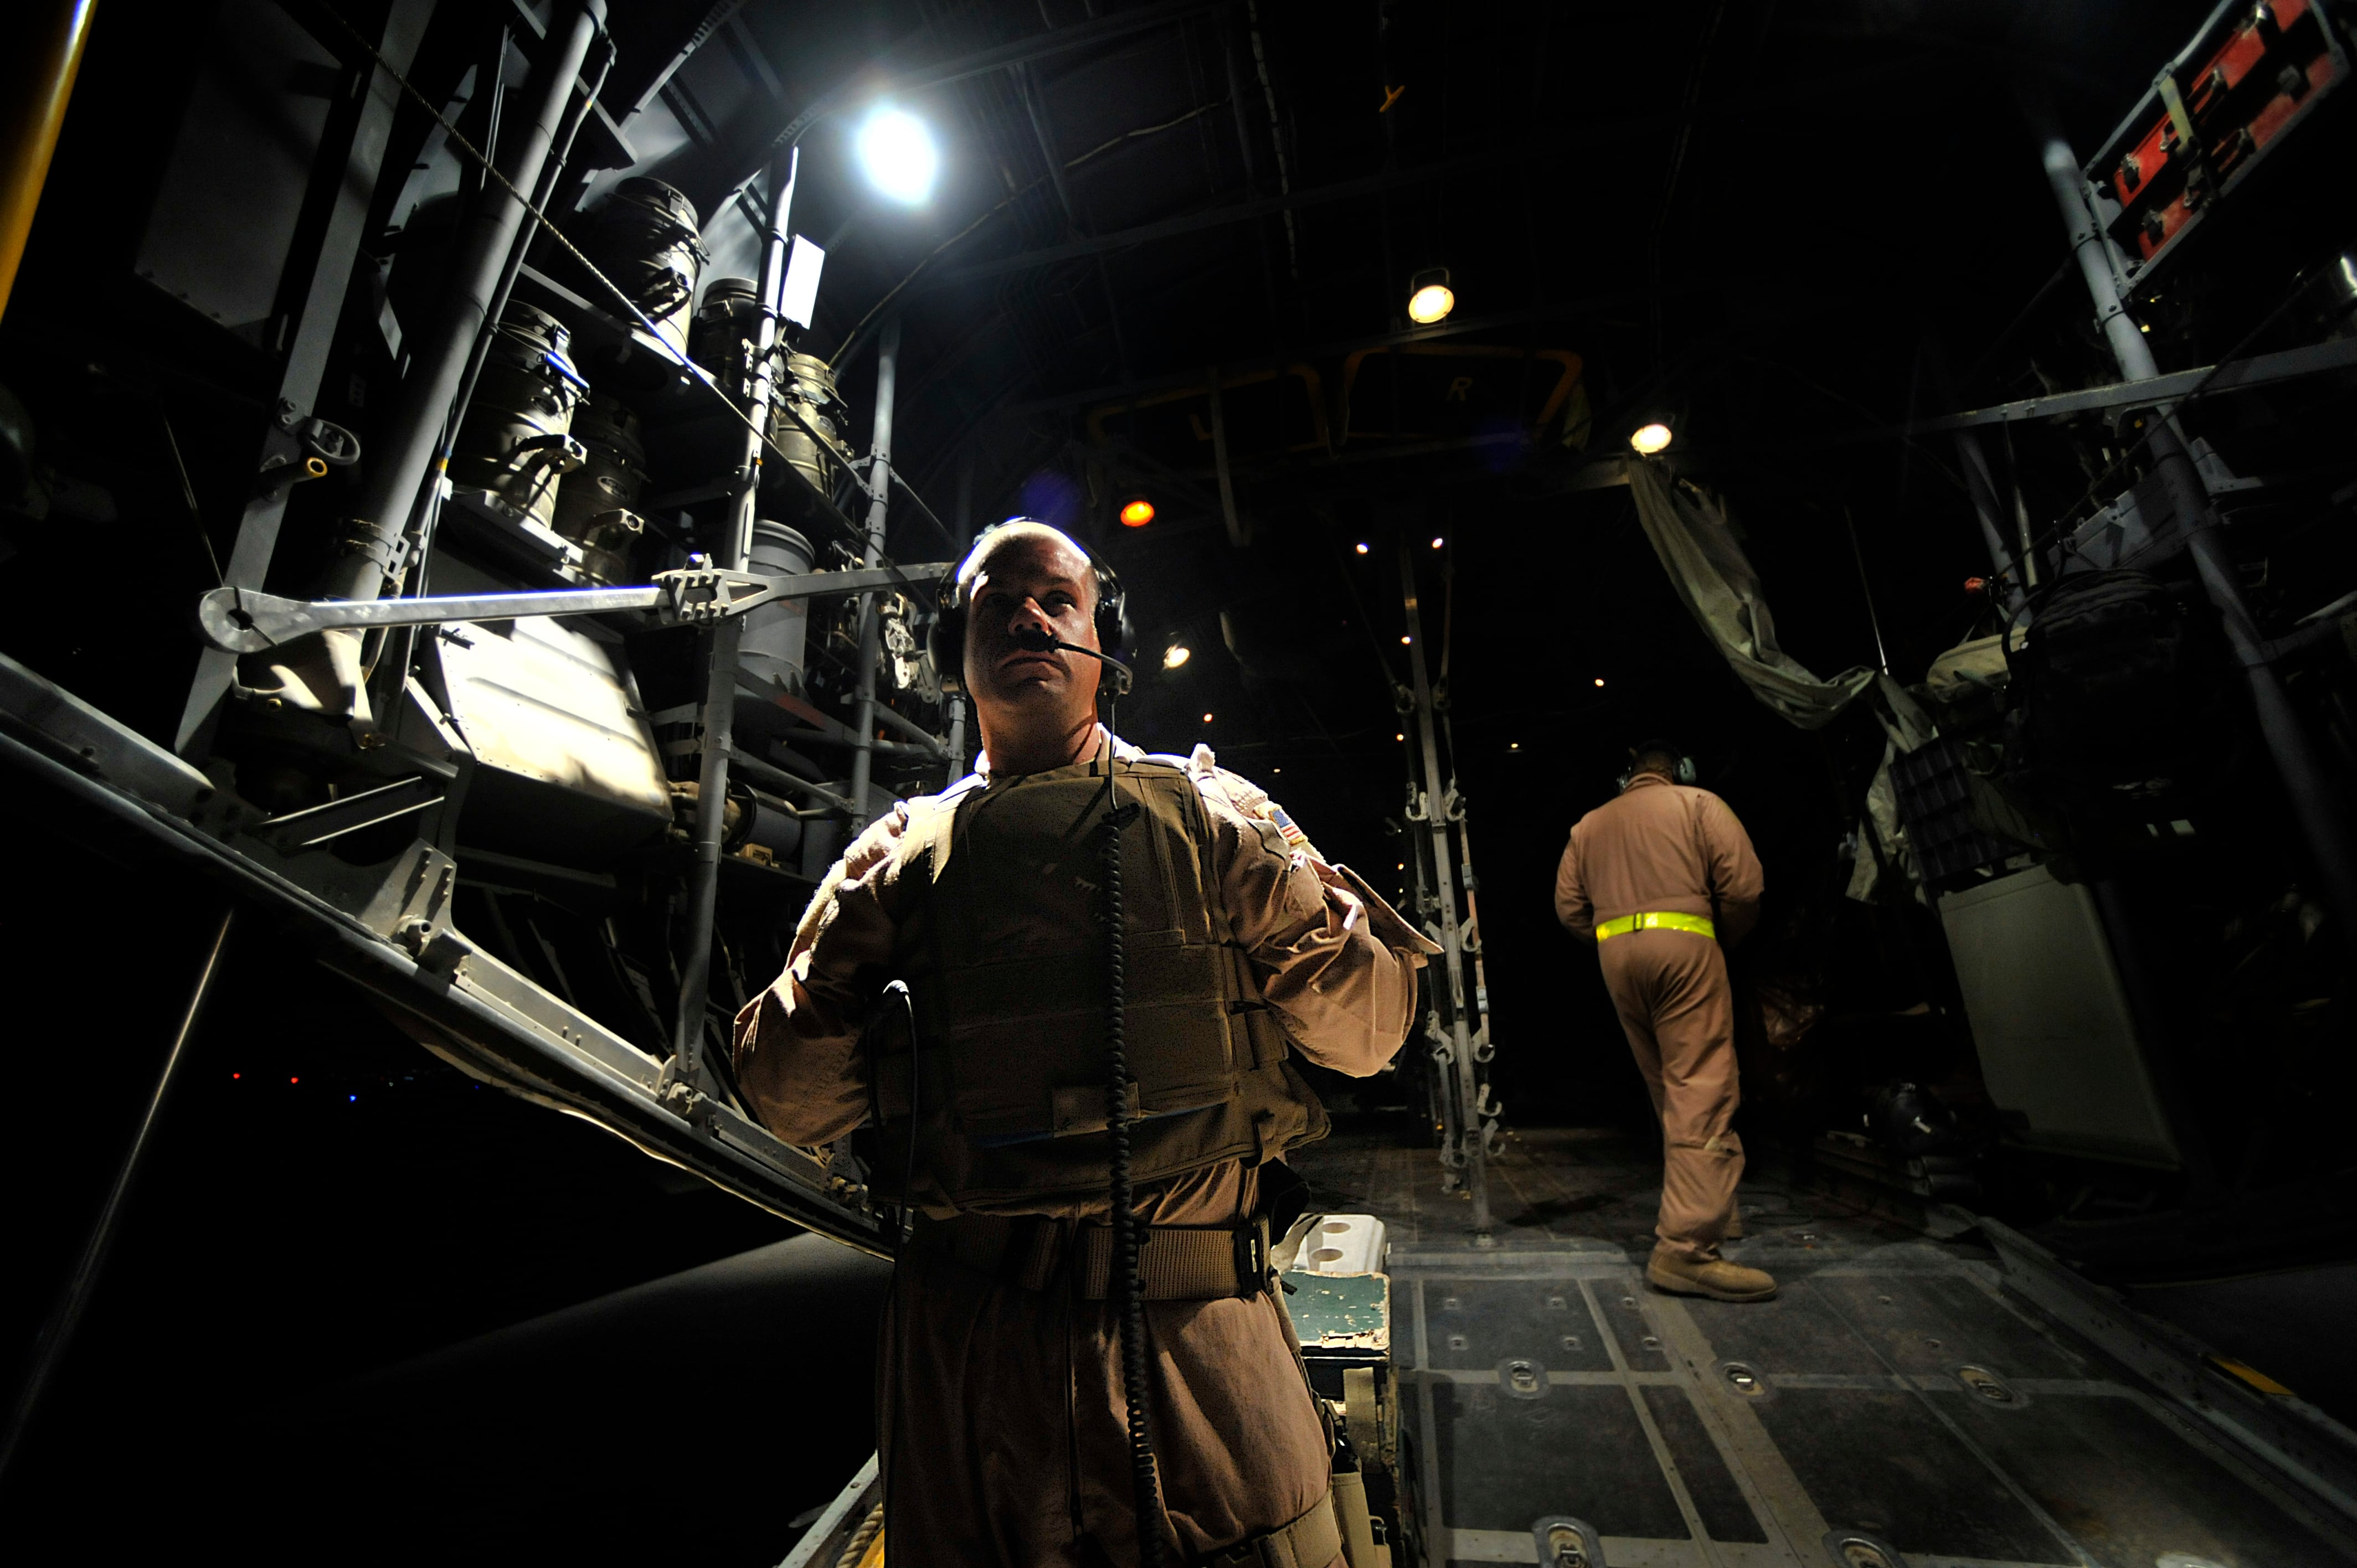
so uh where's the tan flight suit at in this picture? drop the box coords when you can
[1554,773,1764,1262]
[734,732,1433,1568]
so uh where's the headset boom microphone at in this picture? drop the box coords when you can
[1008,627,1135,695]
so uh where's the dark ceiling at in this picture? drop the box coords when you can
[555,0,2241,1115]
[564,2,2214,767]
[5,0,2290,1117]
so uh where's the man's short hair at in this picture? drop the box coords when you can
[1630,737,1685,778]
[954,519,1098,612]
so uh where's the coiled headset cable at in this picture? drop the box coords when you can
[1008,628,1160,1566]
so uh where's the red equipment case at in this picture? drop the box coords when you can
[2085,0,2350,288]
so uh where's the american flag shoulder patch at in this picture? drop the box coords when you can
[1263,802,1308,846]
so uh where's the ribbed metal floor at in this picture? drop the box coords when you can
[1288,1127,2356,1568]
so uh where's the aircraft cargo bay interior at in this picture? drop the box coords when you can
[3,2,2356,1565]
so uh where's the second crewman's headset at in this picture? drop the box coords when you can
[1617,736,1697,792]
[929,517,1134,697]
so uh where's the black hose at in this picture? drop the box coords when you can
[1099,762,1161,1568]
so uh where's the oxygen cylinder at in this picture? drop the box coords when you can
[769,353,853,502]
[550,392,647,584]
[447,300,586,532]
[688,276,762,401]
[583,178,704,357]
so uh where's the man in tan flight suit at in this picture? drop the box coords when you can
[1555,739,1774,1303]
[733,521,1435,1566]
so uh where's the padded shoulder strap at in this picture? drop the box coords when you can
[909,773,986,883]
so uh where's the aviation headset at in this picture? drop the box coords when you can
[929,518,1133,696]
[1618,736,1698,791]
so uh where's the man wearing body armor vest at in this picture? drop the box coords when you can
[1555,739,1775,1304]
[733,521,1437,1567]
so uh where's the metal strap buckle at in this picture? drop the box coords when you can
[1234,1217,1271,1298]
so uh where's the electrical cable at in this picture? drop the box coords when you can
[1092,679,1162,1568]
[989,626,1157,1561]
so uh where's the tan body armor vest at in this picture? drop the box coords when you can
[868,756,1328,1214]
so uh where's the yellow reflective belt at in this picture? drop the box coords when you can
[1596,911,1717,941]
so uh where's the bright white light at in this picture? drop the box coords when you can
[1163,644,1191,670]
[1594,677,1605,687]
[1630,421,1673,455]
[1354,542,1370,555]
[1202,711,1214,723]
[1407,282,1454,324]
[1399,635,1411,645]
[1429,537,1443,549]
[856,107,938,204]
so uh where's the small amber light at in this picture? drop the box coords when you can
[1119,498,1156,528]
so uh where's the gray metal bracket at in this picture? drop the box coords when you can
[195,560,950,652]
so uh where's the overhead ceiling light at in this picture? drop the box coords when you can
[1629,421,1674,455]
[1202,711,1214,723]
[1119,497,1156,528]
[1509,742,1520,750]
[1393,733,1404,742]
[1399,635,1411,645]
[1593,677,1605,687]
[1354,541,1370,555]
[1406,266,1454,324]
[855,106,939,204]
[1162,643,1190,670]
[1429,537,1443,550]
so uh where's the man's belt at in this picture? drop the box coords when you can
[1596,910,1717,941]
[914,1212,1272,1300]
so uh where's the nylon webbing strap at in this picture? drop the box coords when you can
[917,1214,1270,1300]
[1073,1219,1267,1301]
[1595,910,1717,941]
[1198,1490,1345,1568]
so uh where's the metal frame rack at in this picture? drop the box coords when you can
[1391,535,1503,1245]
[0,0,972,1293]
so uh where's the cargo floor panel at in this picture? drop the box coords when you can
[1640,1383,1769,1544]
[1810,1271,2087,1380]
[1751,1385,2072,1563]
[1679,1286,1891,1376]
[1291,1129,2357,1566]
[1588,1275,1674,1371]
[1936,1386,2345,1568]
[1419,1278,1615,1372]
[1427,1379,1692,1539]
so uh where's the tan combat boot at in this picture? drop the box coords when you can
[1648,1247,1778,1302]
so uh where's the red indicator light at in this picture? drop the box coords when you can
[289,1077,299,1085]
[231,1072,240,1080]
